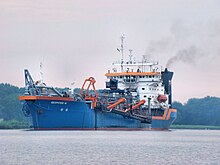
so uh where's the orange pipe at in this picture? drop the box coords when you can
[125,100,146,112]
[132,100,146,110]
[107,98,126,109]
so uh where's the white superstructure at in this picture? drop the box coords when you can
[105,36,169,109]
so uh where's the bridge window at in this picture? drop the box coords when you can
[131,76,136,82]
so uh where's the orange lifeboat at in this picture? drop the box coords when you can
[157,95,167,103]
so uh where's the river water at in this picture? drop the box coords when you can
[0,129,219,165]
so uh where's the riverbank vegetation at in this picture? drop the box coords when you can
[0,83,28,129]
[0,119,29,129]
[172,96,220,126]
[170,124,220,130]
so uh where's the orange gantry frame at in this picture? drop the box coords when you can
[80,77,98,108]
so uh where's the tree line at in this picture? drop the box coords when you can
[173,96,220,126]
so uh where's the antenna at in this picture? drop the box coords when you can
[40,62,44,84]
[71,82,75,95]
[120,34,125,71]
[129,49,133,63]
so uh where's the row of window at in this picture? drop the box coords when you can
[143,95,156,98]
[109,75,160,79]
[139,75,160,78]
[141,87,163,91]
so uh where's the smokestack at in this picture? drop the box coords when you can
[161,68,174,107]
[148,97,151,115]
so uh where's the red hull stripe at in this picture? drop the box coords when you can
[19,96,74,101]
[31,127,169,131]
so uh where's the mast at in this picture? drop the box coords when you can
[120,35,125,72]
[71,82,75,95]
[40,62,44,84]
[129,49,133,63]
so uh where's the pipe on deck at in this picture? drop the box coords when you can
[107,98,126,109]
[125,100,146,112]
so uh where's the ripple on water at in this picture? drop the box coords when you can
[0,130,220,165]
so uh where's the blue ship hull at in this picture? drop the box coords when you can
[22,98,177,130]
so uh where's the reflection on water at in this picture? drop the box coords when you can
[0,130,220,165]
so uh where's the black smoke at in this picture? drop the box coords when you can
[166,45,203,68]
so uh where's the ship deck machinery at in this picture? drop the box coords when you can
[19,69,152,130]
[80,76,152,124]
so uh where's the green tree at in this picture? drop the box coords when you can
[0,83,25,121]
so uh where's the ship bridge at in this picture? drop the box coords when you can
[104,35,169,109]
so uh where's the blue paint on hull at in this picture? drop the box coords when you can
[23,99,176,130]
[151,112,177,130]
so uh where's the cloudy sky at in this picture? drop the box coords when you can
[1,0,220,103]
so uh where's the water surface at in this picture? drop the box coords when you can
[0,129,219,165]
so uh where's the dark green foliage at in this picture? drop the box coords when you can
[0,119,29,129]
[173,96,220,126]
[170,124,220,130]
[0,83,26,121]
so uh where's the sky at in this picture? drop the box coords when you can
[1,0,220,103]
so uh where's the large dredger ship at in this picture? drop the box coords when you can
[19,36,177,130]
